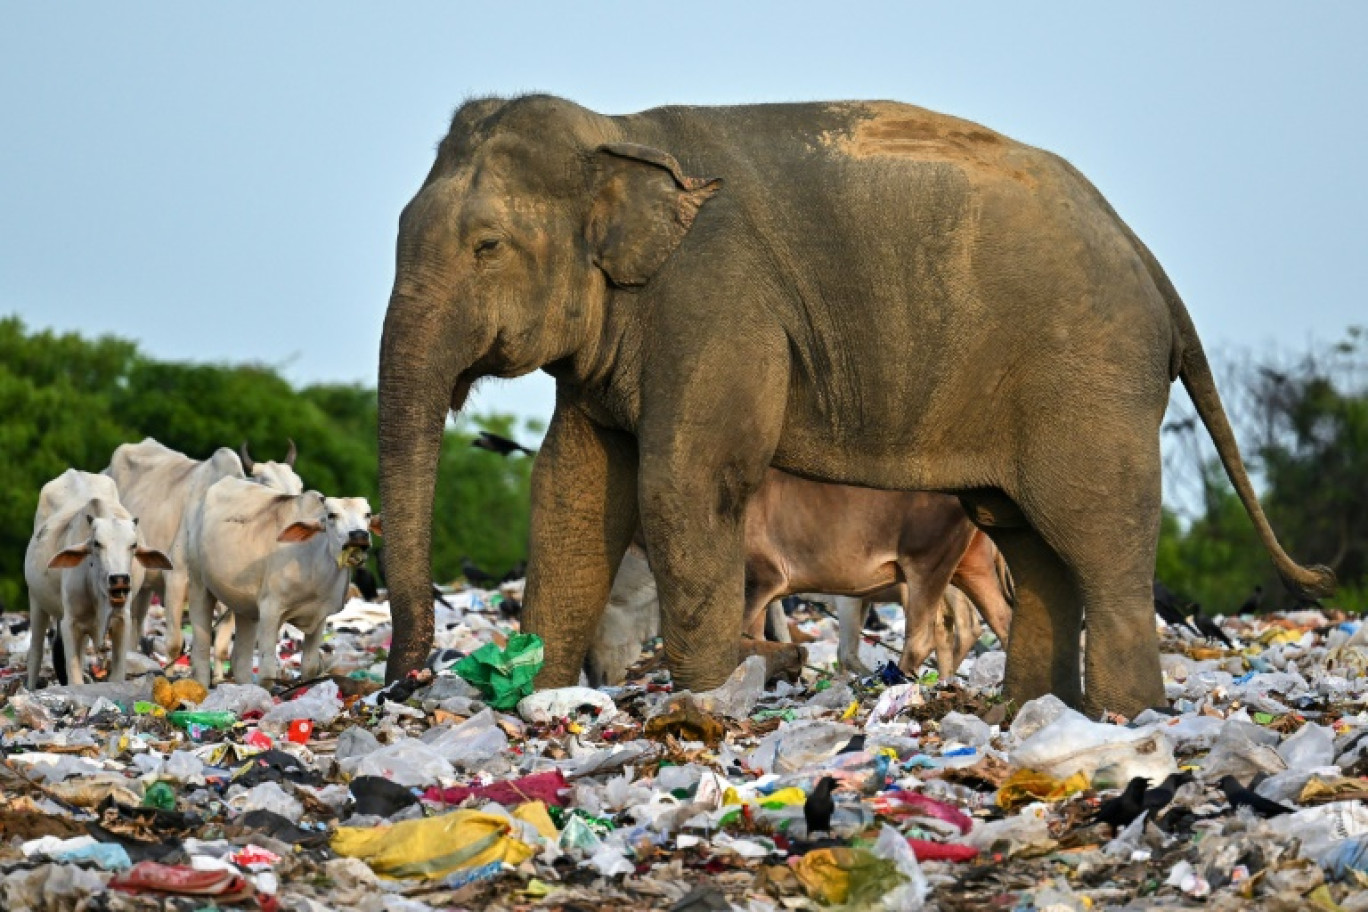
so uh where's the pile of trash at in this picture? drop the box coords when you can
[3,590,1368,911]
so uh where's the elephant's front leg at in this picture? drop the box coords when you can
[521,401,640,689]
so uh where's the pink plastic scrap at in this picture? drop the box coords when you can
[873,790,973,834]
[422,769,572,808]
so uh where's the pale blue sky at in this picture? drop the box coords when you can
[3,3,1364,443]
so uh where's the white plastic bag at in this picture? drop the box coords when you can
[1010,713,1177,789]
[517,687,617,724]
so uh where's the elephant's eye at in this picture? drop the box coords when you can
[474,237,502,258]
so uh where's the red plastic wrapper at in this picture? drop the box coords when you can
[245,731,273,750]
[110,861,255,901]
[423,769,572,808]
[231,845,281,870]
[287,719,313,744]
[873,790,974,834]
[908,838,979,863]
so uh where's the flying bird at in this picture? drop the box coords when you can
[471,431,536,457]
[1218,776,1293,818]
[1091,776,1150,830]
[804,776,837,836]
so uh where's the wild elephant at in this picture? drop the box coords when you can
[376,95,1331,716]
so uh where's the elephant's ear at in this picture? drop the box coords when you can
[588,143,723,288]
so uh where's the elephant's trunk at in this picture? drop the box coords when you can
[377,295,474,684]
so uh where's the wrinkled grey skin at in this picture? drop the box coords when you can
[377,94,1332,717]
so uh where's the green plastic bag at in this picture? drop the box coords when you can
[453,633,545,710]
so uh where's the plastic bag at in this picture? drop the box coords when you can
[1009,712,1176,790]
[1201,722,1288,782]
[228,781,303,819]
[197,683,276,716]
[259,681,342,730]
[867,683,923,727]
[421,708,508,768]
[453,633,544,710]
[792,847,906,907]
[692,655,767,719]
[749,721,858,775]
[966,652,1006,690]
[940,711,991,748]
[1276,721,1335,769]
[351,738,456,787]
[873,823,929,910]
[333,808,537,879]
[336,725,381,762]
[517,686,617,724]
[424,770,571,809]
[995,769,1091,810]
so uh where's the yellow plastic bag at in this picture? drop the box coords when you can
[512,801,559,842]
[792,848,903,906]
[996,769,1090,810]
[760,787,808,809]
[332,808,536,879]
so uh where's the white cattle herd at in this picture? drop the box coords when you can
[23,437,377,690]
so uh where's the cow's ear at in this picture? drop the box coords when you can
[277,520,324,543]
[135,548,173,570]
[368,515,383,536]
[48,545,90,569]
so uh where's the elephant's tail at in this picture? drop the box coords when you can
[1159,270,1336,601]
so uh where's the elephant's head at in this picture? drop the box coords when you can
[377,95,722,681]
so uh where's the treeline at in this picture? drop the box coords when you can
[1156,328,1368,615]
[0,317,536,611]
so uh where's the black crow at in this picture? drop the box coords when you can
[1237,585,1264,616]
[804,776,837,835]
[1218,776,1292,817]
[461,557,500,589]
[1142,771,1195,813]
[1153,580,1201,636]
[500,560,527,584]
[1091,776,1150,830]
[1188,606,1234,648]
[353,565,379,602]
[471,431,535,457]
[50,630,69,686]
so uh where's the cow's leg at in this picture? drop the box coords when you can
[213,610,235,665]
[229,614,258,684]
[764,601,792,643]
[129,585,153,656]
[187,582,217,687]
[162,571,189,660]
[60,616,85,686]
[300,623,326,680]
[106,613,128,683]
[827,596,862,674]
[253,604,283,685]
[27,602,50,691]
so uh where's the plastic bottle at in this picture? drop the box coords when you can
[167,711,236,731]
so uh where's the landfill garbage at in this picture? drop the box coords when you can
[452,631,544,710]
[3,593,1368,909]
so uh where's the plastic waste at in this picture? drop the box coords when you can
[966,651,1006,690]
[424,770,572,809]
[196,682,276,716]
[643,696,726,747]
[143,781,177,811]
[1009,710,1176,789]
[1007,694,1073,742]
[168,711,237,732]
[452,632,544,710]
[259,680,343,730]
[1200,720,1288,782]
[228,781,303,819]
[109,861,256,902]
[1276,721,1335,769]
[967,802,1053,856]
[421,708,508,768]
[867,682,923,727]
[152,676,207,710]
[792,846,908,908]
[939,711,991,748]
[691,655,767,719]
[995,769,1090,810]
[350,737,456,787]
[333,807,538,879]
[336,725,381,762]
[517,686,617,724]
[750,721,859,775]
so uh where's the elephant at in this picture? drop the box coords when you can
[377,94,1333,717]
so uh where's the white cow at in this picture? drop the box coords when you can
[24,470,172,689]
[186,477,379,686]
[104,438,303,659]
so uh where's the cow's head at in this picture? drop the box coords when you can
[240,440,304,494]
[48,510,172,644]
[276,495,381,568]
